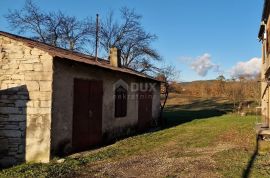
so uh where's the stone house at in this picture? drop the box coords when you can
[259,0,270,133]
[0,31,161,167]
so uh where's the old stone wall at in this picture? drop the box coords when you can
[0,36,53,167]
[261,17,270,128]
[261,32,269,127]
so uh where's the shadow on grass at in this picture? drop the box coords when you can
[166,98,234,111]
[242,136,259,178]
[162,99,234,128]
[163,109,227,128]
[100,101,232,149]
[60,98,234,159]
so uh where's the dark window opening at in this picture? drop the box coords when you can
[115,86,127,117]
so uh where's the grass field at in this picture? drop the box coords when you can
[0,94,269,178]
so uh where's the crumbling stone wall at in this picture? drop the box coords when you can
[0,36,53,167]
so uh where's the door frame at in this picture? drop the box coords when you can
[72,78,103,152]
[138,90,153,132]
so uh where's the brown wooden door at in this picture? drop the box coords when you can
[138,91,153,132]
[72,79,103,152]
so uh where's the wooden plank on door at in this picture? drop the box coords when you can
[138,91,153,132]
[72,79,103,152]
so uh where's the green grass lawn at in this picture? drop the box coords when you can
[0,98,269,178]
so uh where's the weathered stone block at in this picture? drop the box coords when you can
[8,83,21,88]
[0,130,21,137]
[1,39,11,44]
[39,81,51,91]
[8,115,26,122]
[40,100,51,108]
[27,107,51,114]
[8,53,24,59]
[6,63,19,70]
[0,138,8,154]
[27,100,40,107]
[26,137,50,163]
[26,101,34,107]
[2,65,9,69]
[0,114,9,119]
[42,59,53,72]
[8,94,29,100]
[19,64,33,71]
[0,107,21,114]
[33,63,43,71]
[0,69,8,74]
[11,74,24,80]
[0,83,8,89]
[25,72,52,81]
[8,138,22,143]
[0,51,6,59]
[4,125,19,130]
[0,95,8,99]
[27,114,50,129]
[15,100,28,107]
[29,91,51,100]
[21,57,40,63]
[30,48,42,56]
[40,54,52,60]
[25,81,39,91]
[0,99,14,105]
[1,79,18,85]
[3,69,19,75]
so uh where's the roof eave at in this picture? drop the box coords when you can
[259,24,265,40]
[0,31,162,83]
[259,0,270,39]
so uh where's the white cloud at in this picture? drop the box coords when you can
[190,53,220,77]
[230,57,261,79]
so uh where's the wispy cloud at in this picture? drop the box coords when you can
[230,57,261,79]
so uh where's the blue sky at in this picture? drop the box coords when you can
[0,0,263,81]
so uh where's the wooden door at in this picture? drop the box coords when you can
[72,79,103,152]
[138,91,153,132]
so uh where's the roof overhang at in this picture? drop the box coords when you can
[259,0,270,39]
[259,23,265,40]
[0,31,163,83]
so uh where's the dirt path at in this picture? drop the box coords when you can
[75,143,237,178]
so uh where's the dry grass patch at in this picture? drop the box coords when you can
[0,97,267,178]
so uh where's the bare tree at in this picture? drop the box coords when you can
[152,65,180,126]
[57,15,95,52]
[214,75,226,96]
[5,0,95,52]
[99,7,161,72]
[5,1,162,73]
[5,0,47,42]
[225,80,244,110]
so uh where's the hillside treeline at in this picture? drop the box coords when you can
[170,76,261,107]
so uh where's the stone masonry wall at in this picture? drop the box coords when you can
[0,36,53,167]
